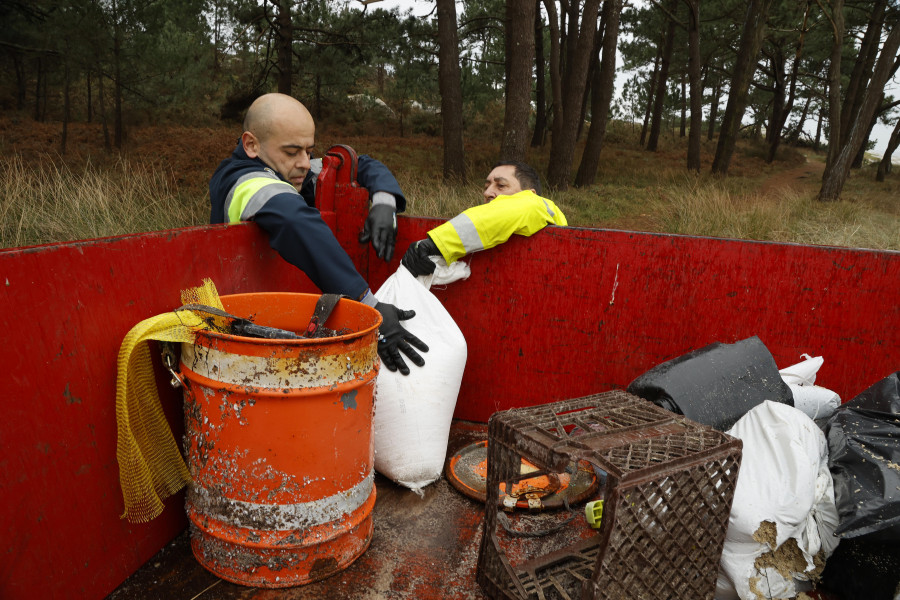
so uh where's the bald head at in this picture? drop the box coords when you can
[244,93,313,142]
[241,93,317,191]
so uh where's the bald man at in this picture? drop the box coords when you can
[209,93,427,375]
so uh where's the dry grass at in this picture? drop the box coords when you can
[1,115,898,251]
[651,176,899,249]
[0,154,207,248]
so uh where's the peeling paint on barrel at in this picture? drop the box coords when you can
[178,293,381,588]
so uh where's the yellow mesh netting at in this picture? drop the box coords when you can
[115,278,225,523]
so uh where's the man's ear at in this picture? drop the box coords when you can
[241,131,260,158]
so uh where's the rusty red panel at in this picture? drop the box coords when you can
[0,224,318,600]
[369,220,900,423]
[2,180,899,599]
[316,145,372,283]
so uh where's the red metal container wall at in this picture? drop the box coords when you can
[370,220,900,423]
[2,194,898,598]
[0,226,320,600]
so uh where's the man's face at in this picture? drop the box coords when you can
[483,165,523,203]
[245,117,316,192]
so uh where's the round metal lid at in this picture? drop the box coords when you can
[445,440,599,511]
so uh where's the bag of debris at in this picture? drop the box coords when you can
[824,371,900,541]
[627,336,793,431]
[715,401,840,600]
[372,264,468,493]
[779,354,841,421]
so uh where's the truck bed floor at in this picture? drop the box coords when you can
[107,422,490,600]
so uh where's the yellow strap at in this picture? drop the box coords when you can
[115,279,223,523]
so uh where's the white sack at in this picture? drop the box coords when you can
[779,354,841,420]
[779,354,824,386]
[372,265,467,492]
[715,401,840,600]
[418,256,471,287]
[788,383,841,420]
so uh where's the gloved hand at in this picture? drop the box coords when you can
[401,238,439,277]
[359,203,397,262]
[375,301,428,376]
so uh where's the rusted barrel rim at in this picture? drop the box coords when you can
[195,296,381,345]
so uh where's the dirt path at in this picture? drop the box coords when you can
[760,152,825,196]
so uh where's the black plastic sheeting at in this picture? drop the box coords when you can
[825,371,900,541]
[626,336,793,432]
[820,537,900,600]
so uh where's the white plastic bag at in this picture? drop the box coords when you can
[372,265,467,492]
[715,401,840,600]
[779,354,841,420]
[779,354,824,386]
[417,256,471,287]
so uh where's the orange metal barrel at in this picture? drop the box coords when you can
[179,293,381,588]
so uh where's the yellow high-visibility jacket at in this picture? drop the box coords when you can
[427,190,568,264]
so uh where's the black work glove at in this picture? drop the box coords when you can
[359,203,397,262]
[401,238,439,277]
[375,301,429,376]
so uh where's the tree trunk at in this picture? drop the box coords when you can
[545,0,603,190]
[646,0,678,152]
[789,90,812,144]
[531,0,548,147]
[839,0,885,147]
[86,69,92,123]
[766,22,807,165]
[315,74,322,121]
[685,0,701,172]
[707,69,720,141]
[98,66,111,151]
[34,57,42,122]
[437,0,466,180]
[823,0,844,170]
[13,53,26,110]
[679,74,687,137]
[814,106,822,151]
[711,0,774,174]
[875,117,900,182]
[578,9,606,143]
[544,0,563,147]
[114,44,123,148]
[819,23,900,201]
[852,108,880,168]
[640,45,662,146]
[500,0,536,161]
[275,0,293,95]
[574,0,623,187]
[212,0,221,75]
[61,60,70,154]
[765,50,784,147]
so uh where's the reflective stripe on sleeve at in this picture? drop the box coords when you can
[447,213,484,254]
[541,198,556,218]
[225,171,297,223]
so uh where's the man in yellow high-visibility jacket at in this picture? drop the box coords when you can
[401,161,568,276]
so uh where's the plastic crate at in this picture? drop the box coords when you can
[476,391,743,600]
